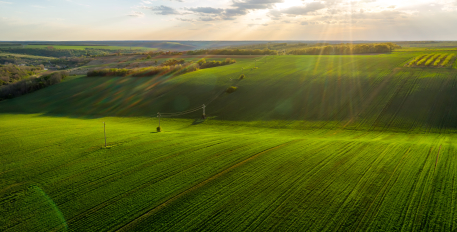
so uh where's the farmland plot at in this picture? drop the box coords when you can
[0,115,456,231]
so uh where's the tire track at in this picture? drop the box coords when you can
[115,139,302,232]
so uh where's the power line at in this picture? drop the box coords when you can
[157,55,271,118]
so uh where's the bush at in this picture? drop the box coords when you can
[197,58,206,65]
[157,126,162,132]
[239,74,245,80]
[226,86,237,94]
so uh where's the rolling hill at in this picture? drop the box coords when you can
[2,52,457,231]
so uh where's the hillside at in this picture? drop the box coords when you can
[2,52,457,132]
[3,52,457,231]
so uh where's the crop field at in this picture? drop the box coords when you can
[3,50,457,231]
[408,53,457,67]
[24,45,158,51]
[1,114,457,231]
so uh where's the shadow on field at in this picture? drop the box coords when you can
[3,57,457,132]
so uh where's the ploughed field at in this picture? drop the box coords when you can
[2,52,457,231]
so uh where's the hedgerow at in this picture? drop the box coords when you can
[87,58,236,77]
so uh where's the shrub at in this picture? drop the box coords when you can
[157,126,162,132]
[239,74,245,80]
[197,58,206,65]
[226,86,237,94]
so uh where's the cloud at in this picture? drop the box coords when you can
[233,0,284,10]
[280,2,326,15]
[185,7,224,14]
[176,18,195,22]
[0,1,12,4]
[128,11,145,17]
[183,6,247,21]
[248,23,269,26]
[142,0,183,3]
[141,5,180,15]
[182,0,285,21]
[199,16,219,21]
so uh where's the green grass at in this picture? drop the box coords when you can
[24,45,157,51]
[0,114,456,231]
[3,51,457,231]
[3,53,457,132]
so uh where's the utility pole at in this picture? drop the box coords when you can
[202,104,206,119]
[104,122,106,148]
[157,112,161,127]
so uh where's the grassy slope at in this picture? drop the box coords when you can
[2,52,457,131]
[2,52,457,231]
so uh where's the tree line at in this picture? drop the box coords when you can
[288,43,401,55]
[0,71,68,101]
[186,49,277,56]
[87,58,236,77]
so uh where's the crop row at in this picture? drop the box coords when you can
[425,54,441,66]
[441,54,456,66]
[126,138,454,231]
[416,54,435,66]
[409,55,426,66]
[433,54,447,66]
[409,53,456,67]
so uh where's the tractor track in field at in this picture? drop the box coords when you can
[115,139,302,232]
[370,71,410,131]
[49,138,232,231]
[353,146,412,231]
[435,145,442,170]
[342,68,400,129]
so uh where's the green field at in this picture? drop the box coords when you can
[24,45,158,51]
[2,51,457,231]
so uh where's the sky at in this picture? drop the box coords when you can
[1,0,457,41]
